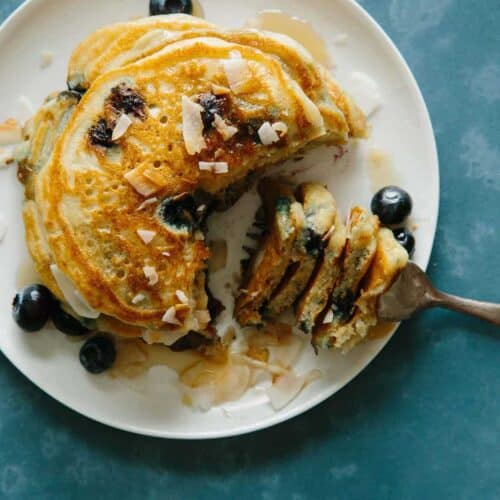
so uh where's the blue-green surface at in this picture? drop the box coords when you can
[1,0,499,498]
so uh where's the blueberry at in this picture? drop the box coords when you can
[79,335,116,374]
[149,0,193,15]
[12,284,54,332]
[52,302,91,336]
[371,186,412,225]
[393,228,415,256]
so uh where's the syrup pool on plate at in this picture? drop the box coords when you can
[245,10,333,69]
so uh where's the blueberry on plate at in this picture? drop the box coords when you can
[12,284,54,332]
[52,302,91,336]
[149,0,193,15]
[371,185,413,225]
[79,335,116,374]
[393,227,415,256]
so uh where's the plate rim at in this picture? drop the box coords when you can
[0,0,440,439]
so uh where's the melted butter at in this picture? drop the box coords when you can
[16,259,41,288]
[368,321,397,340]
[245,10,333,68]
[367,148,400,193]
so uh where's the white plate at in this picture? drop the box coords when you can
[0,0,438,439]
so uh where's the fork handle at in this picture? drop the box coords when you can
[431,292,500,325]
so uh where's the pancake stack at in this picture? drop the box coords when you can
[19,14,368,346]
[235,179,409,351]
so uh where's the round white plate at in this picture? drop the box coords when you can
[0,0,438,439]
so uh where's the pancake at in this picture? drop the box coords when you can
[312,206,380,349]
[315,228,408,351]
[68,16,365,142]
[35,37,327,337]
[265,183,337,316]
[295,209,347,334]
[68,14,216,91]
[234,179,305,326]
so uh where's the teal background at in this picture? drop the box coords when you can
[1,0,499,498]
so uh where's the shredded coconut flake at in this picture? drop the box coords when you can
[182,95,206,155]
[0,118,22,146]
[198,161,229,174]
[195,309,211,326]
[213,114,238,140]
[40,50,53,68]
[137,229,156,244]
[272,121,288,137]
[143,265,158,286]
[175,290,189,304]
[222,58,251,94]
[161,251,171,257]
[124,167,161,197]
[136,197,158,211]
[112,113,132,141]
[323,309,334,324]
[267,369,322,411]
[162,306,181,325]
[258,121,280,145]
[132,293,146,304]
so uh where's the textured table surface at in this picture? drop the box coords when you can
[1,0,499,498]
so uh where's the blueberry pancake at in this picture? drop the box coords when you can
[234,179,305,326]
[34,37,326,338]
[325,228,408,351]
[312,206,380,350]
[68,16,365,144]
[295,204,347,334]
[265,183,337,317]
[68,14,216,92]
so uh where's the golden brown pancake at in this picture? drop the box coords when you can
[35,36,328,338]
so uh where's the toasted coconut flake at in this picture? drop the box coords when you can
[267,369,322,411]
[132,293,146,304]
[323,309,334,324]
[40,50,53,68]
[272,121,288,137]
[182,95,206,155]
[50,264,100,319]
[162,306,181,325]
[322,224,336,241]
[222,58,251,94]
[213,162,229,174]
[124,168,158,197]
[0,118,22,146]
[111,113,132,141]
[213,114,238,140]
[258,122,280,145]
[175,290,189,304]
[195,309,211,326]
[137,229,156,244]
[198,161,229,174]
[211,84,230,95]
[143,265,158,286]
[161,251,171,257]
[136,197,158,211]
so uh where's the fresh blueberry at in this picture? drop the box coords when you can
[79,335,116,374]
[371,186,413,225]
[52,302,91,336]
[149,0,193,15]
[12,284,54,332]
[393,228,415,256]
